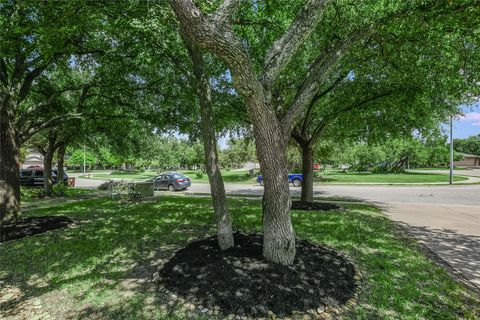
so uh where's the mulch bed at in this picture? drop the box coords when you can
[291,200,342,212]
[158,233,357,317]
[1,216,72,242]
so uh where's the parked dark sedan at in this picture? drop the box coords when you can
[19,169,68,187]
[149,172,191,191]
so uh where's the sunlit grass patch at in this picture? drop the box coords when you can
[0,196,478,319]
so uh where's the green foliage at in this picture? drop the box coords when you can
[219,139,257,169]
[20,187,43,200]
[52,183,69,196]
[65,148,97,169]
[322,132,460,171]
[454,134,480,156]
[195,171,204,179]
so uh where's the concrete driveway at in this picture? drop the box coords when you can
[188,183,480,288]
[68,173,106,189]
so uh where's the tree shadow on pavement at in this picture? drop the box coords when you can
[397,222,480,292]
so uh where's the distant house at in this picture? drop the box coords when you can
[453,153,480,167]
[21,150,44,169]
[242,161,260,170]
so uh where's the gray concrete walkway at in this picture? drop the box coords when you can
[188,183,480,287]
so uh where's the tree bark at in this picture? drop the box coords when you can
[300,143,314,202]
[43,144,55,196]
[258,134,295,265]
[0,100,21,224]
[183,33,234,250]
[57,144,67,185]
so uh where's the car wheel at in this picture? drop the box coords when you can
[259,180,264,186]
[168,184,175,191]
[292,178,302,187]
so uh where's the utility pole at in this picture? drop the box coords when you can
[83,145,86,177]
[449,116,453,185]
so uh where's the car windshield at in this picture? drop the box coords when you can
[173,174,186,179]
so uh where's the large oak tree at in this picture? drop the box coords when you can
[169,0,480,265]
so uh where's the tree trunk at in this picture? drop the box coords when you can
[255,125,296,265]
[57,144,67,186]
[300,143,314,202]
[43,146,55,196]
[183,33,234,250]
[0,101,21,224]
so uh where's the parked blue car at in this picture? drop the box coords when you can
[256,173,303,187]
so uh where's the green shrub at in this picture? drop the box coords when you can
[52,183,69,196]
[291,166,302,174]
[20,187,44,200]
[195,171,204,179]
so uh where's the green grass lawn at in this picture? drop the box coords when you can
[83,169,469,185]
[413,167,471,171]
[317,171,469,184]
[1,195,478,319]
[177,169,254,183]
[86,169,255,184]
[85,170,159,180]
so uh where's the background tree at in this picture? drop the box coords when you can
[1,0,176,222]
[0,0,109,222]
[170,0,480,265]
[454,135,480,156]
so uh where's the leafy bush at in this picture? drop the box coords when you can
[314,171,323,178]
[291,166,302,174]
[98,180,129,192]
[20,187,43,200]
[195,171,204,179]
[52,183,69,196]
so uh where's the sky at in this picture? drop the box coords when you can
[450,103,480,139]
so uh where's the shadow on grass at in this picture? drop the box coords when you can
[0,197,215,319]
[0,197,478,320]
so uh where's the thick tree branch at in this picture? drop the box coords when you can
[326,89,402,121]
[17,65,48,103]
[215,0,243,23]
[261,0,332,92]
[16,84,93,130]
[291,126,309,145]
[309,119,328,145]
[11,52,27,85]
[20,113,82,143]
[281,30,365,139]
[0,58,7,86]
[301,72,347,135]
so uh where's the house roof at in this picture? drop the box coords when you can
[460,153,480,158]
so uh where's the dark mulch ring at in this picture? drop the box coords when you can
[291,200,342,212]
[0,216,73,242]
[158,233,358,318]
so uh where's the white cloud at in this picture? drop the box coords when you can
[459,112,480,121]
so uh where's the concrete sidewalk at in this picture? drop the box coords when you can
[187,183,480,288]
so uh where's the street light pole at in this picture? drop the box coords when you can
[449,116,453,185]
